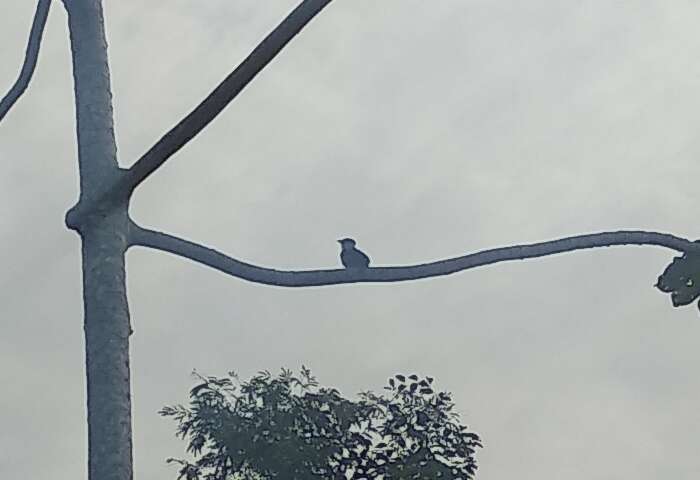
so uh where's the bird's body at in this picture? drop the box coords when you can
[338,238,370,269]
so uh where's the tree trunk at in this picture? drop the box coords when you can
[63,1,133,480]
[81,220,132,480]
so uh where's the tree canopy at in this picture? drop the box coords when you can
[160,368,483,479]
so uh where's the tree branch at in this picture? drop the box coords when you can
[122,0,333,193]
[128,224,699,288]
[0,0,52,122]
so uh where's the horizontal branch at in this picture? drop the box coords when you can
[122,0,333,192]
[0,0,51,122]
[128,224,699,288]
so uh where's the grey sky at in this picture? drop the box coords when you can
[1,1,700,479]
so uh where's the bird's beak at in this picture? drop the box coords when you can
[337,239,342,244]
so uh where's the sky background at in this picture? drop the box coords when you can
[2,1,700,479]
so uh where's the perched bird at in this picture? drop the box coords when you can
[338,238,370,269]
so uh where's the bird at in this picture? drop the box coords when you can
[338,238,370,269]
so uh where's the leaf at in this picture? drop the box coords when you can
[189,383,208,397]
[416,411,429,425]
[164,368,482,479]
[656,248,700,308]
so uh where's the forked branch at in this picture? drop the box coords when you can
[128,224,699,287]
[122,0,333,193]
[0,0,52,122]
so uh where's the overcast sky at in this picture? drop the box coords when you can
[2,1,700,479]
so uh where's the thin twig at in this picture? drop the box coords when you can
[0,0,52,122]
[123,0,333,193]
[128,224,697,287]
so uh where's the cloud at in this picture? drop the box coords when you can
[2,1,699,479]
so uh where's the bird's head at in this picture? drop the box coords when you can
[338,238,356,249]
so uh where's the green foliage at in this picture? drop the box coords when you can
[656,245,700,310]
[160,368,482,479]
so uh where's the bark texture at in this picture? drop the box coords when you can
[81,215,132,480]
[63,1,133,480]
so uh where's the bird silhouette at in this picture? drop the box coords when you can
[338,238,370,269]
